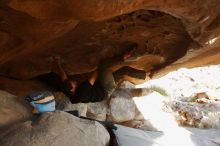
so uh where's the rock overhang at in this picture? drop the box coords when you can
[0,0,219,80]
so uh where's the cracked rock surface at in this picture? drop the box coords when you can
[0,0,219,80]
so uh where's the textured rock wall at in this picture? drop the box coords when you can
[0,0,219,80]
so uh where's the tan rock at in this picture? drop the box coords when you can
[1,0,220,80]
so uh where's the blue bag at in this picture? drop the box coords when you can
[26,91,56,113]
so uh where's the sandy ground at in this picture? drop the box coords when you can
[132,65,220,146]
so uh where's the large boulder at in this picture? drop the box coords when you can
[108,81,146,123]
[109,97,136,123]
[0,90,31,131]
[0,111,110,146]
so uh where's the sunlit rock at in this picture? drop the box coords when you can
[109,97,136,123]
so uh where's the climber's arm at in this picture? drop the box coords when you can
[53,58,68,82]
[88,70,98,85]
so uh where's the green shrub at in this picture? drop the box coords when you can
[149,85,169,97]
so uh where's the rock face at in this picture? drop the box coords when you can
[0,0,220,80]
[0,111,110,146]
[0,76,50,97]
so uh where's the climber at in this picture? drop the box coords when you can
[52,46,147,103]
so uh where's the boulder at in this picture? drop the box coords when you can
[87,100,108,121]
[109,97,136,123]
[0,90,31,131]
[0,111,110,146]
[109,81,147,123]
